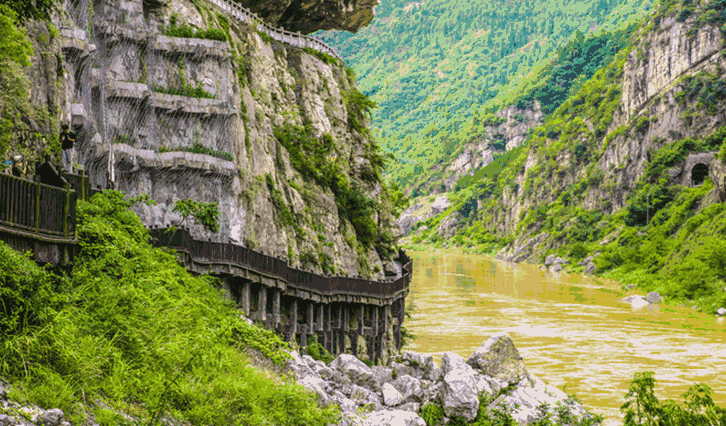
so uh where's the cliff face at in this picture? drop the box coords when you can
[440,102,544,192]
[28,0,397,279]
[237,0,378,34]
[495,2,726,261]
[418,0,726,260]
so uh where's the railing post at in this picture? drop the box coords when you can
[64,184,70,238]
[273,289,280,328]
[35,180,41,234]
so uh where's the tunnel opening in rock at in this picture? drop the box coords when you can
[691,163,709,186]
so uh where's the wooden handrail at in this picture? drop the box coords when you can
[150,227,411,298]
[203,0,343,62]
[0,173,77,240]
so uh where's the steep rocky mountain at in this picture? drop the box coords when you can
[2,0,398,279]
[318,0,656,191]
[410,0,726,276]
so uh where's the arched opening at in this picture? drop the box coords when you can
[691,163,709,186]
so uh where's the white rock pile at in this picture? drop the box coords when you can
[286,332,601,426]
[0,381,68,426]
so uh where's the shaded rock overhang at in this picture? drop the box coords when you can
[235,0,378,34]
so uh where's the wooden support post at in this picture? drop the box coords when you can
[300,333,307,355]
[368,334,375,363]
[240,282,250,317]
[372,305,379,335]
[325,304,332,354]
[291,299,298,335]
[343,304,349,332]
[259,287,267,321]
[383,304,390,333]
[307,301,314,334]
[372,306,380,363]
[317,303,324,332]
[336,303,342,329]
[273,290,280,327]
[357,304,364,334]
[350,332,358,357]
[393,299,401,351]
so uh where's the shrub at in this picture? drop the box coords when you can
[419,402,445,426]
[305,335,333,364]
[0,191,339,426]
[0,243,62,338]
[621,371,726,425]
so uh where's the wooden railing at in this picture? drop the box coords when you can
[204,0,343,61]
[0,173,77,242]
[149,227,412,298]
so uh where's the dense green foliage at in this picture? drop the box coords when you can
[621,372,726,425]
[318,0,653,189]
[151,58,215,98]
[162,13,227,41]
[273,123,384,249]
[0,191,340,425]
[3,0,56,22]
[0,6,35,157]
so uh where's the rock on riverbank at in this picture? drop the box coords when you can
[0,381,69,426]
[288,332,601,426]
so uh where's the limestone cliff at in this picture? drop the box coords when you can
[495,0,726,261]
[439,102,544,192]
[23,0,399,279]
[418,0,726,261]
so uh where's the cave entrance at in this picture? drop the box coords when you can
[691,163,709,186]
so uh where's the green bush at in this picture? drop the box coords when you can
[161,18,227,42]
[420,402,445,425]
[305,334,333,364]
[621,371,726,426]
[0,191,340,426]
[0,243,62,338]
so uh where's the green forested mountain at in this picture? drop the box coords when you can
[318,0,655,188]
[401,0,726,315]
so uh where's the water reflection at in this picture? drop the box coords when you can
[403,250,726,426]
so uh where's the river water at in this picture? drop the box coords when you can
[402,250,726,425]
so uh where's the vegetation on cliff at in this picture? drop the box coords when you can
[319,0,655,191]
[406,0,726,316]
[0,191,339,425]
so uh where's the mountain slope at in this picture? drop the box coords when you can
[409,0,726,314]
[318,0,656,189]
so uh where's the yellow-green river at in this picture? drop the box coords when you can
[402,250,726,425]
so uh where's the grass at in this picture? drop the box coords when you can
[0,191,340,426]
[158,142,233,162]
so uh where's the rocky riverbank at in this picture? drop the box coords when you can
[0,333,601,426]
[290,332,602,426]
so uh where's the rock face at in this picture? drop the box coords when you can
[438,102,545,192]
[237,0,378,34]
[430,0,726,262]
[280,334,600,426]
[396,195,450,236]
[467,332,528,384]
[36,0,399,280]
